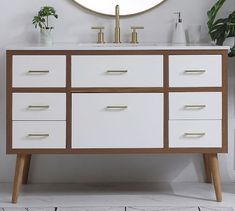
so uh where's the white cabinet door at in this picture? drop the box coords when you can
[169,92,222,120]
[13,121,66,149]
[72,55,163,87]
[169,55,222,87]
[13,55,66,87]
[72,93,164,148]
[13,93,66,120]
[169,120,222,148]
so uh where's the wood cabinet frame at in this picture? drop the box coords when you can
[6,49,228,154]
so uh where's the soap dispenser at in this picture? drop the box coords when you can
[172,12,187,44]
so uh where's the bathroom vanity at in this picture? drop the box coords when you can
[6,43,228,203]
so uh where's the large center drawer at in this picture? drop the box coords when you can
[71,55,163,87]
[72,93,164,148]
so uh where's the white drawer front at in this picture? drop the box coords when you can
[12,121,66,149]
[13,55,66,87]
[72,93,164,148]
[72,55,163,87]
[169,92,222,120]
[169,55,222,87]
[169,120,222,148]
[13,93,66,121]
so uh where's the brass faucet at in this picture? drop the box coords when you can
[114,5,121,43]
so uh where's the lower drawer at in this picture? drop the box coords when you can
[12,121,66,149]
[169,120,222,148]
[72,93,164,148]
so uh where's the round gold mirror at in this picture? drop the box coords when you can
[73,0,166,16]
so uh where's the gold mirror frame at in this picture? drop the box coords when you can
[72,0,167,16]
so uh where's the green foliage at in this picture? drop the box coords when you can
[207,0,235,57]
[32,6,58,29]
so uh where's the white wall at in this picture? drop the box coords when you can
[0,0,235,183]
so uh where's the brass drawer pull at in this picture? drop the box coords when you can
[27,134,49,138]
[184,105,206,109]
[184,132,206,137]
[27,70,50,74]
[28,105,50,110]
[106,70,128,74]
[184,70,206,74]
[106,105,128,110]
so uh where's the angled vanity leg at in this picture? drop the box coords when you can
[209,153,222,202]
[12,154,27,203]
[22,154,31,184]
[203,154,212,183]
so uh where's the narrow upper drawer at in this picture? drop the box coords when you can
[169,120,222,148]
[12,55,66,87]
[71,55,163,87]
[169,55,222,87]
[169,92,222,120]
[13,93,66,121]
[12,121,66,149]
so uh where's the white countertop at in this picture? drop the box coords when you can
[6,43,230,50]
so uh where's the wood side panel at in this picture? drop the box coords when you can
[6,51,13,154]
[222,51,228,152]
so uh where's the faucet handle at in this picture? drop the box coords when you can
[130,26,144,44]
[91,26,105,44]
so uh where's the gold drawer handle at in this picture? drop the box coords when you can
[184,105,206,110]
[28,105,50,110]
[27,134,49,138]
[184,70,206,74]
[184,132,206,137]
[106,70,128,74]
[27,70,50,74]
[106,106,128,110]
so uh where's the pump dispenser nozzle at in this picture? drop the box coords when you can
[174,12,182,23]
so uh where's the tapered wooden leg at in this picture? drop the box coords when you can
[209,153,222,202]
[12,154,27,203]
[22,154,31,184]
[203,154,212,183]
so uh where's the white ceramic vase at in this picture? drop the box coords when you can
[40,28,53,45]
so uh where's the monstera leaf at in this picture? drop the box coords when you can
[208,0,235,57]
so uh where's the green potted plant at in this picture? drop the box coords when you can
[207,0,235,56]
[32,6,58,45]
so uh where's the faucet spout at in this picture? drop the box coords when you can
[114,5,121,43]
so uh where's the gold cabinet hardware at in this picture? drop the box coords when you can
[130,26,144,44]
[106,106,128,109]
[106,70,128,74]
[27,134,49,138]
[184,132,206,137]
[27,70,50,74]
[91,26,105,44]
[184,70,206,74]
[28,105,50,110]
[184,105,206,109]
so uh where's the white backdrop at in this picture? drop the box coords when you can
[0,0,235,183]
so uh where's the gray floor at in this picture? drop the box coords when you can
[0,183,235,210]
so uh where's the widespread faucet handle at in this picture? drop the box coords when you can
[130,26,144,44]
[91,26,105,44]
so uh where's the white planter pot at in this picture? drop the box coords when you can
[40,28,53,45]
